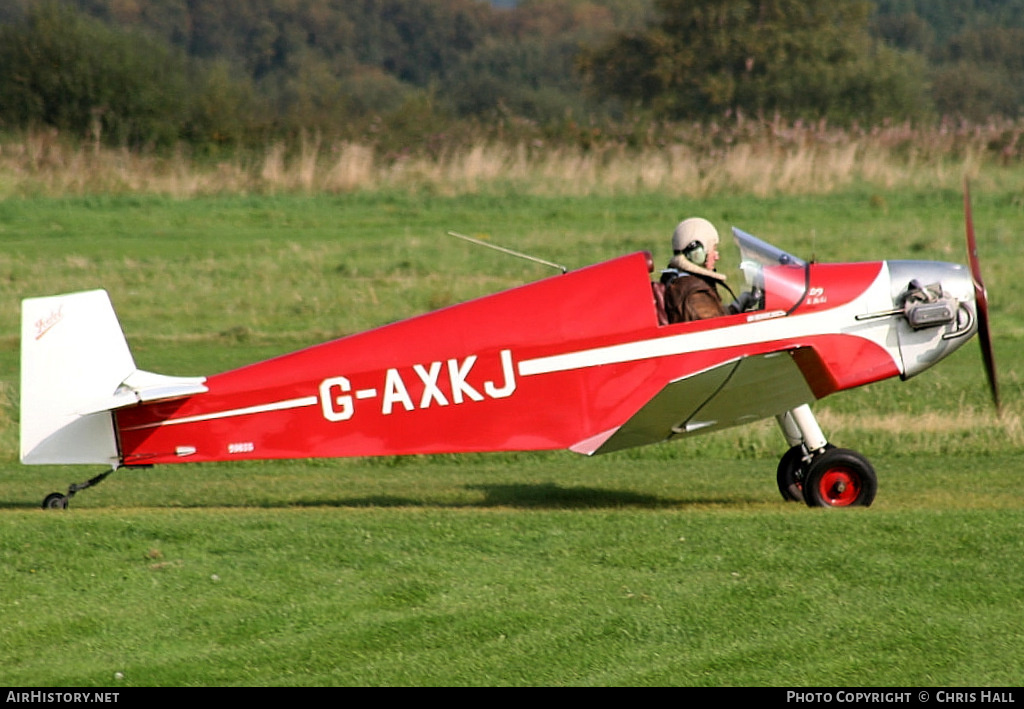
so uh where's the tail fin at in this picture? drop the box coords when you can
[20,290,207,466]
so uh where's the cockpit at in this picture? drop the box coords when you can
[652,227,811,325]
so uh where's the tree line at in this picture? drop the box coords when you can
[0,0,1021,152]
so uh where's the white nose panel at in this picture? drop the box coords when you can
[886,261,978,379]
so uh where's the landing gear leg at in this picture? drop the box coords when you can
[780,404,828,452]
[41,469,114,510]
[774,405,876,507]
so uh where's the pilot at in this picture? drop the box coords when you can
[661,217,730,322]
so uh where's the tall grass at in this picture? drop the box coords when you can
[3,118,1023,199]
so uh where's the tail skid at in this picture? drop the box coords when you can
[20,290,207,467]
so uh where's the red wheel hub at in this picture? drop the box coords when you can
[816,466,862,506]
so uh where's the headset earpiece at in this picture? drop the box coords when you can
[681,240,707,267]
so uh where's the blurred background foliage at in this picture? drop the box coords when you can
[0,0,1022,154]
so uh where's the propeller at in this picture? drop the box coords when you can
[963,178,1001,413]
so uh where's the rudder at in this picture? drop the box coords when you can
[21,289,209,468]
[21,290,136,465]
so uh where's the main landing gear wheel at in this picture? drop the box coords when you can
[802,448,877,508]
[776,445,807,502]
[776,443,836,503]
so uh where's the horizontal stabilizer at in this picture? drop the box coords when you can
[83,369,209,415]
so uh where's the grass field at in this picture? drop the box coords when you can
[1,184,1022,686]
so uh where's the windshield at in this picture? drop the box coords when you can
[732,228,808,313]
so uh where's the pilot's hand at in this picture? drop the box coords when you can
[732,289,759,313]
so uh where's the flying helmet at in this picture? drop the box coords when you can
[670,217,725,281]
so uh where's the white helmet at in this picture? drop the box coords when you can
[669,217,725,281]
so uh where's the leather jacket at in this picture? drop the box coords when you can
[661,269,728,323]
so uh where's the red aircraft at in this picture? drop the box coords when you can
[21,188,997,509]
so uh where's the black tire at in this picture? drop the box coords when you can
[803,448,877,508]
[42,492,68,510]
[776,445,807,502]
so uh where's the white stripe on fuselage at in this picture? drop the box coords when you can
[120,396,319,431]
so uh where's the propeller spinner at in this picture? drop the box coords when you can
[963,179,1001,413]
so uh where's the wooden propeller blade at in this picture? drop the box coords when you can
[964,178,1001,413]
